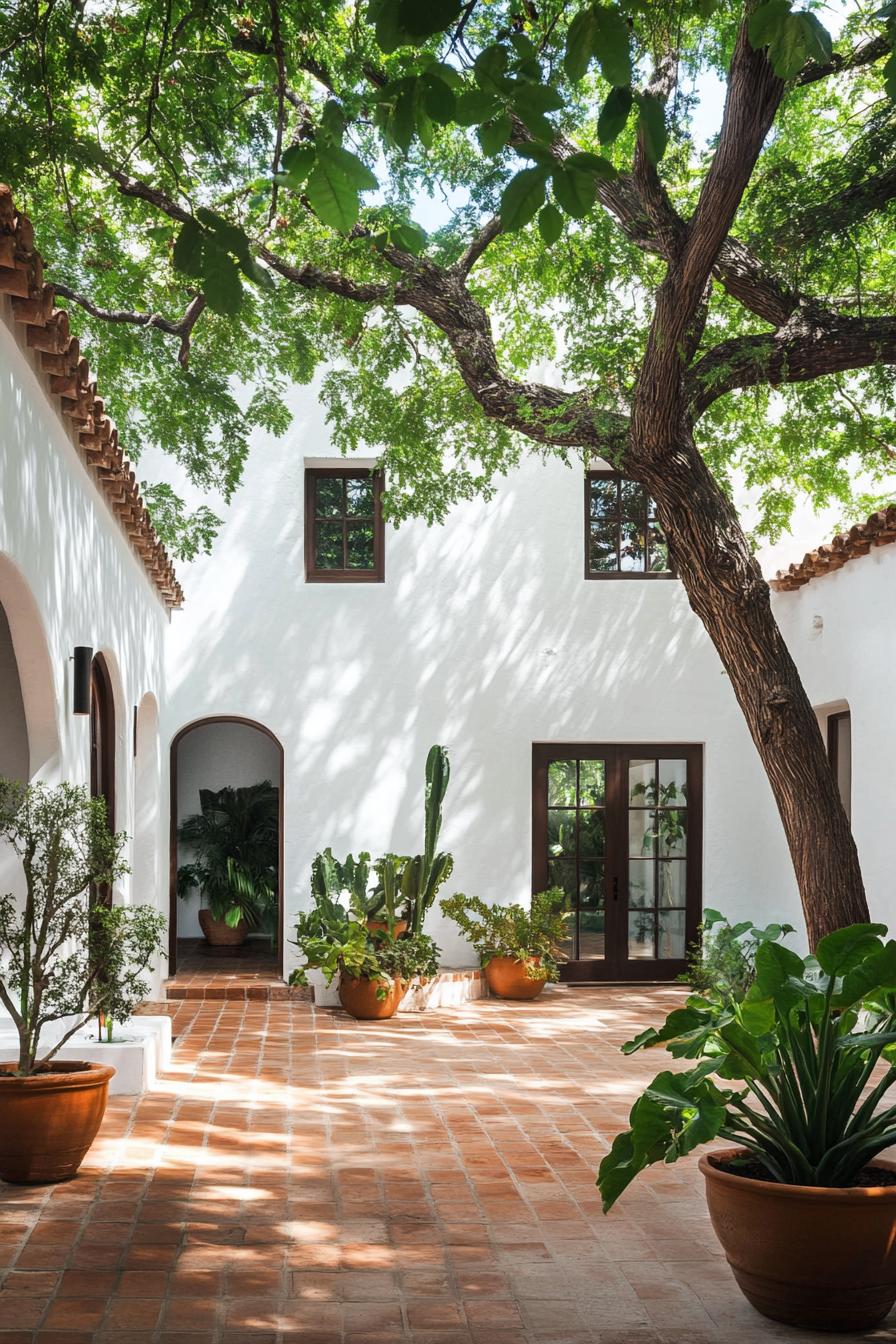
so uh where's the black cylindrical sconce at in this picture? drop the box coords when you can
[73,646,93,715]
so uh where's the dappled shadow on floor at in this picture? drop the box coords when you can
[1,986,893,1343]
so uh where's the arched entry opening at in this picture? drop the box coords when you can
[90,654,116,906]
[0,598,28,784]
[0,554,58,776]
[169,717,284,977]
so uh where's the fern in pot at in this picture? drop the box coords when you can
[598,918,896,1332]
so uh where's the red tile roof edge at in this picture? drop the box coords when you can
[769,503,896,591]
[0,184,183,610]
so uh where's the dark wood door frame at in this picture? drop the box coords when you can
[90,653,116,907]
[168,715,285,978]
[532,742,704,983]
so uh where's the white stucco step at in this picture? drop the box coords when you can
[0,1014,172,1095]
[308,967,486,1011]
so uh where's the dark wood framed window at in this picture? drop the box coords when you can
[585,471,673,579]
[305,467,384,583]
[826,710,852,823]
[532,743,702,982]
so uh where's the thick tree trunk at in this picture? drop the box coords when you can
[636,434,869,947]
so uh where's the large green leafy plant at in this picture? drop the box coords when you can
[440,888,569,982]
[683,908,796,1000]
[598,922,896,1211]
[177,781,279,931]
[0,779,165,1076]
[290,883,440,998]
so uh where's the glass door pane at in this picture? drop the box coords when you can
[545,756,607,962]
[626,756,689,963]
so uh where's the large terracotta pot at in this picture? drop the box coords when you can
[700,1148,896,1331]
[0,1061,116,1184]
[485,955,546,1000]
[338,975,404,1020]
[198,908,248,947]
[366,918,409,938]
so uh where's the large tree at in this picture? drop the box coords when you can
[2,0,895,942]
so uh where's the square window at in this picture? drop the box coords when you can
[585,472,673,580]
[305,468,384,582]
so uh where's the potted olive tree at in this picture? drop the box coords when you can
[598,919,896,1332]
[440,889,568,999]
[0,779,166,1184]
[177,781,278,948]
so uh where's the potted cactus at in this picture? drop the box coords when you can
[0,780,166,1183]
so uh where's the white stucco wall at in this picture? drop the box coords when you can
[0,294,170,993]
[161,384,799,975]
[772,550,896,931]
[174,721,280,937]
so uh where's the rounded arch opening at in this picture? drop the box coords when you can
[0,553,59,776]
[169,716,284,978]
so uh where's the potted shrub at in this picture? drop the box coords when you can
[440,888,568,999]
[177,781,278,949]
[290,888,440,1020]
[0,780,166,1184]
[598,918,896,1331]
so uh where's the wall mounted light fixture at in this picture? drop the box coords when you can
[72,646,93,715]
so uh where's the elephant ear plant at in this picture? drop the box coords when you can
[0,779,166,1076]
[598,921,896,1212]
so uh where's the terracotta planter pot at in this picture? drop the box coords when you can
[338,975,404,1020]
[484,955,546,1000]
[0,1060,116,1185]
[366,918,409,938]
[700,1148,896,1331]
[198,908,248,947]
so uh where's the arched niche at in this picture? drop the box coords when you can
[132,692,161,911]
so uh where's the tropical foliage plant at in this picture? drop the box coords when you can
[683,908,796,1000]
[177,781,279,931]
[374,745,454,935]
[290,884,440,998]
[598,922,896,1212]
[440,888,569,982]
[0,779,166,1076]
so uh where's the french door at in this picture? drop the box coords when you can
[532,744,703,981]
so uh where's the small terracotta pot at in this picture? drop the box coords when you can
[199,908,248,947]
[485,956,546,1000]
[700,1147,896,1331]
[0,1061,116,1184]
[338,975,404,1020]
[366,918,409,938]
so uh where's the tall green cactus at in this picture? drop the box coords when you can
[404,745,453,934]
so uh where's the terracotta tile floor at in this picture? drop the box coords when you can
[2,986,895,1343]
[164,942,307,1002]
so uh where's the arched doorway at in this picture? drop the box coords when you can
[90,654,116,906]
[169,717,284,977]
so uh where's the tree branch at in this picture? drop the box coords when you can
[689,312,896,416]
[796,33,892,87]
[53,285,206,368]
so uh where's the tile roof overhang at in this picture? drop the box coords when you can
[0,184,183,609]
[769,504,896,591]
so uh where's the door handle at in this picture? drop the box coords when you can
[613,875,619,902]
